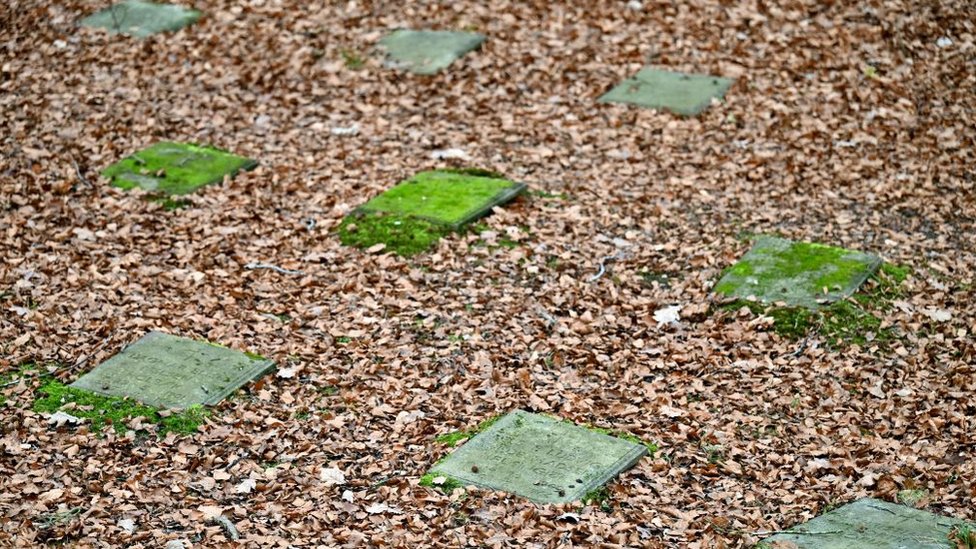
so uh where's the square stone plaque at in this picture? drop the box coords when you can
[763,498,971,549]
[79,0,202,38]
[379,30,486,75]
[599,67,734,116]
[714,235,881,310]
[102,142,257,195]
[428,410,647,504]
[357,169,526,230]
[71,331,274,409]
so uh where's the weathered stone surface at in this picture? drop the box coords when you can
[714,235,881,309]
[102,142,257,195]
[763,498,970,548]
[429,410,647,504]
[71,332,274,409]
[79,0,201,38]
[357,169,525,229]
[599,67,733,116]
[379,30,485,75]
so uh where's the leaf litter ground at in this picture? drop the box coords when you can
[1,0,974,547]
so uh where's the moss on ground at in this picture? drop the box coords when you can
[419,472,464,493]
[434,414,502,447]
[582,486,612,511]
[718,263,909,346]
[103,141,256,195]
[950,524,976,548]
[33,380,207,435]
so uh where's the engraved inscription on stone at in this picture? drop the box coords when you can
[763,498,972,549]
[429,410,647,504]
[71,331,274,409]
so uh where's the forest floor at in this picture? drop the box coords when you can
[1,0,974,547]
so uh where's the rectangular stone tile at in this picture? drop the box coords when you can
[763,498,971,549]
[429,410,647,504]
[714,235,881,309]
[79,0,201,38]
[599,67,733,116]
[102,142,257,195]
[379,30,486,75]
[71,332,274,409]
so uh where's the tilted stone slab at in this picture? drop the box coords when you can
[379,30,485,75]
[71,331,274,409]
[762,498,972,549]
[714,235,881,310]
[429,410,647,504]
[102,142,257,195]
[357,169,526,230]
[599,67,734,116]
[79,0,201,38]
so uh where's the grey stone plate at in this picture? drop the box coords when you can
[71,331,274,409]
[763,498,971,548]
[79,0,201,38]
[429,410,647,504]
[599,67,733,116]
[379,30,486,75]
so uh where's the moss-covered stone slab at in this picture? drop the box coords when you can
[427,410,646,504]
[102,142,257,195]
[340,169,525,256]
[762,498,971,548]
[78,0,201,38]
[715,236,881,310]
[379,30,486,75]
[598,67,734,116]
[71,331,274,410]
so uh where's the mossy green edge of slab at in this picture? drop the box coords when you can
[70,331,274,410]
[358,169,526,229]
[761,498,972,549]
[379,29,486,75]
[715,235,881,310]
[102,142,257,195]
[426,410,647,504]
[598,67,734,116]
[79,0,202,38]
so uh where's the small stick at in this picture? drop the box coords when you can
[70,156,91,187]
[587,252,625,282]
[244,262,304,275]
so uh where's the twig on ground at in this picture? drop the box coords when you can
[212,516,240,540]
[70,156,91,187]
[787,338,808,358]
[244,262,304,275]
[587,252,626,282]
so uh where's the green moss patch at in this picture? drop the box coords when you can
[34,380,206,435]
[434,414,502,447]
[718,263,909,346]
[341,169,526,256]
[103,141,257,196]
[715,236,882,310]
[419,472,464,493]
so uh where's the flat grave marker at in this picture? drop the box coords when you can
[102,142,257,195]
[379,30,486,75]
[340,169,526,255]
[762,498,972,549]
[427,410,647,504]
[599,67,733,116]
[71,331,274,409]
[714,235,881,309]
[79,0,201,38]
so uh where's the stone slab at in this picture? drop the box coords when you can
[763,498,971,549]
[71,331,274,409]
[429,410,647,504]
[79,0,201,38]
[102,142,257,195]
[357,169,526,230]
[379,30,486,75]
[714,235,881,310]
[598,67,734,116]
